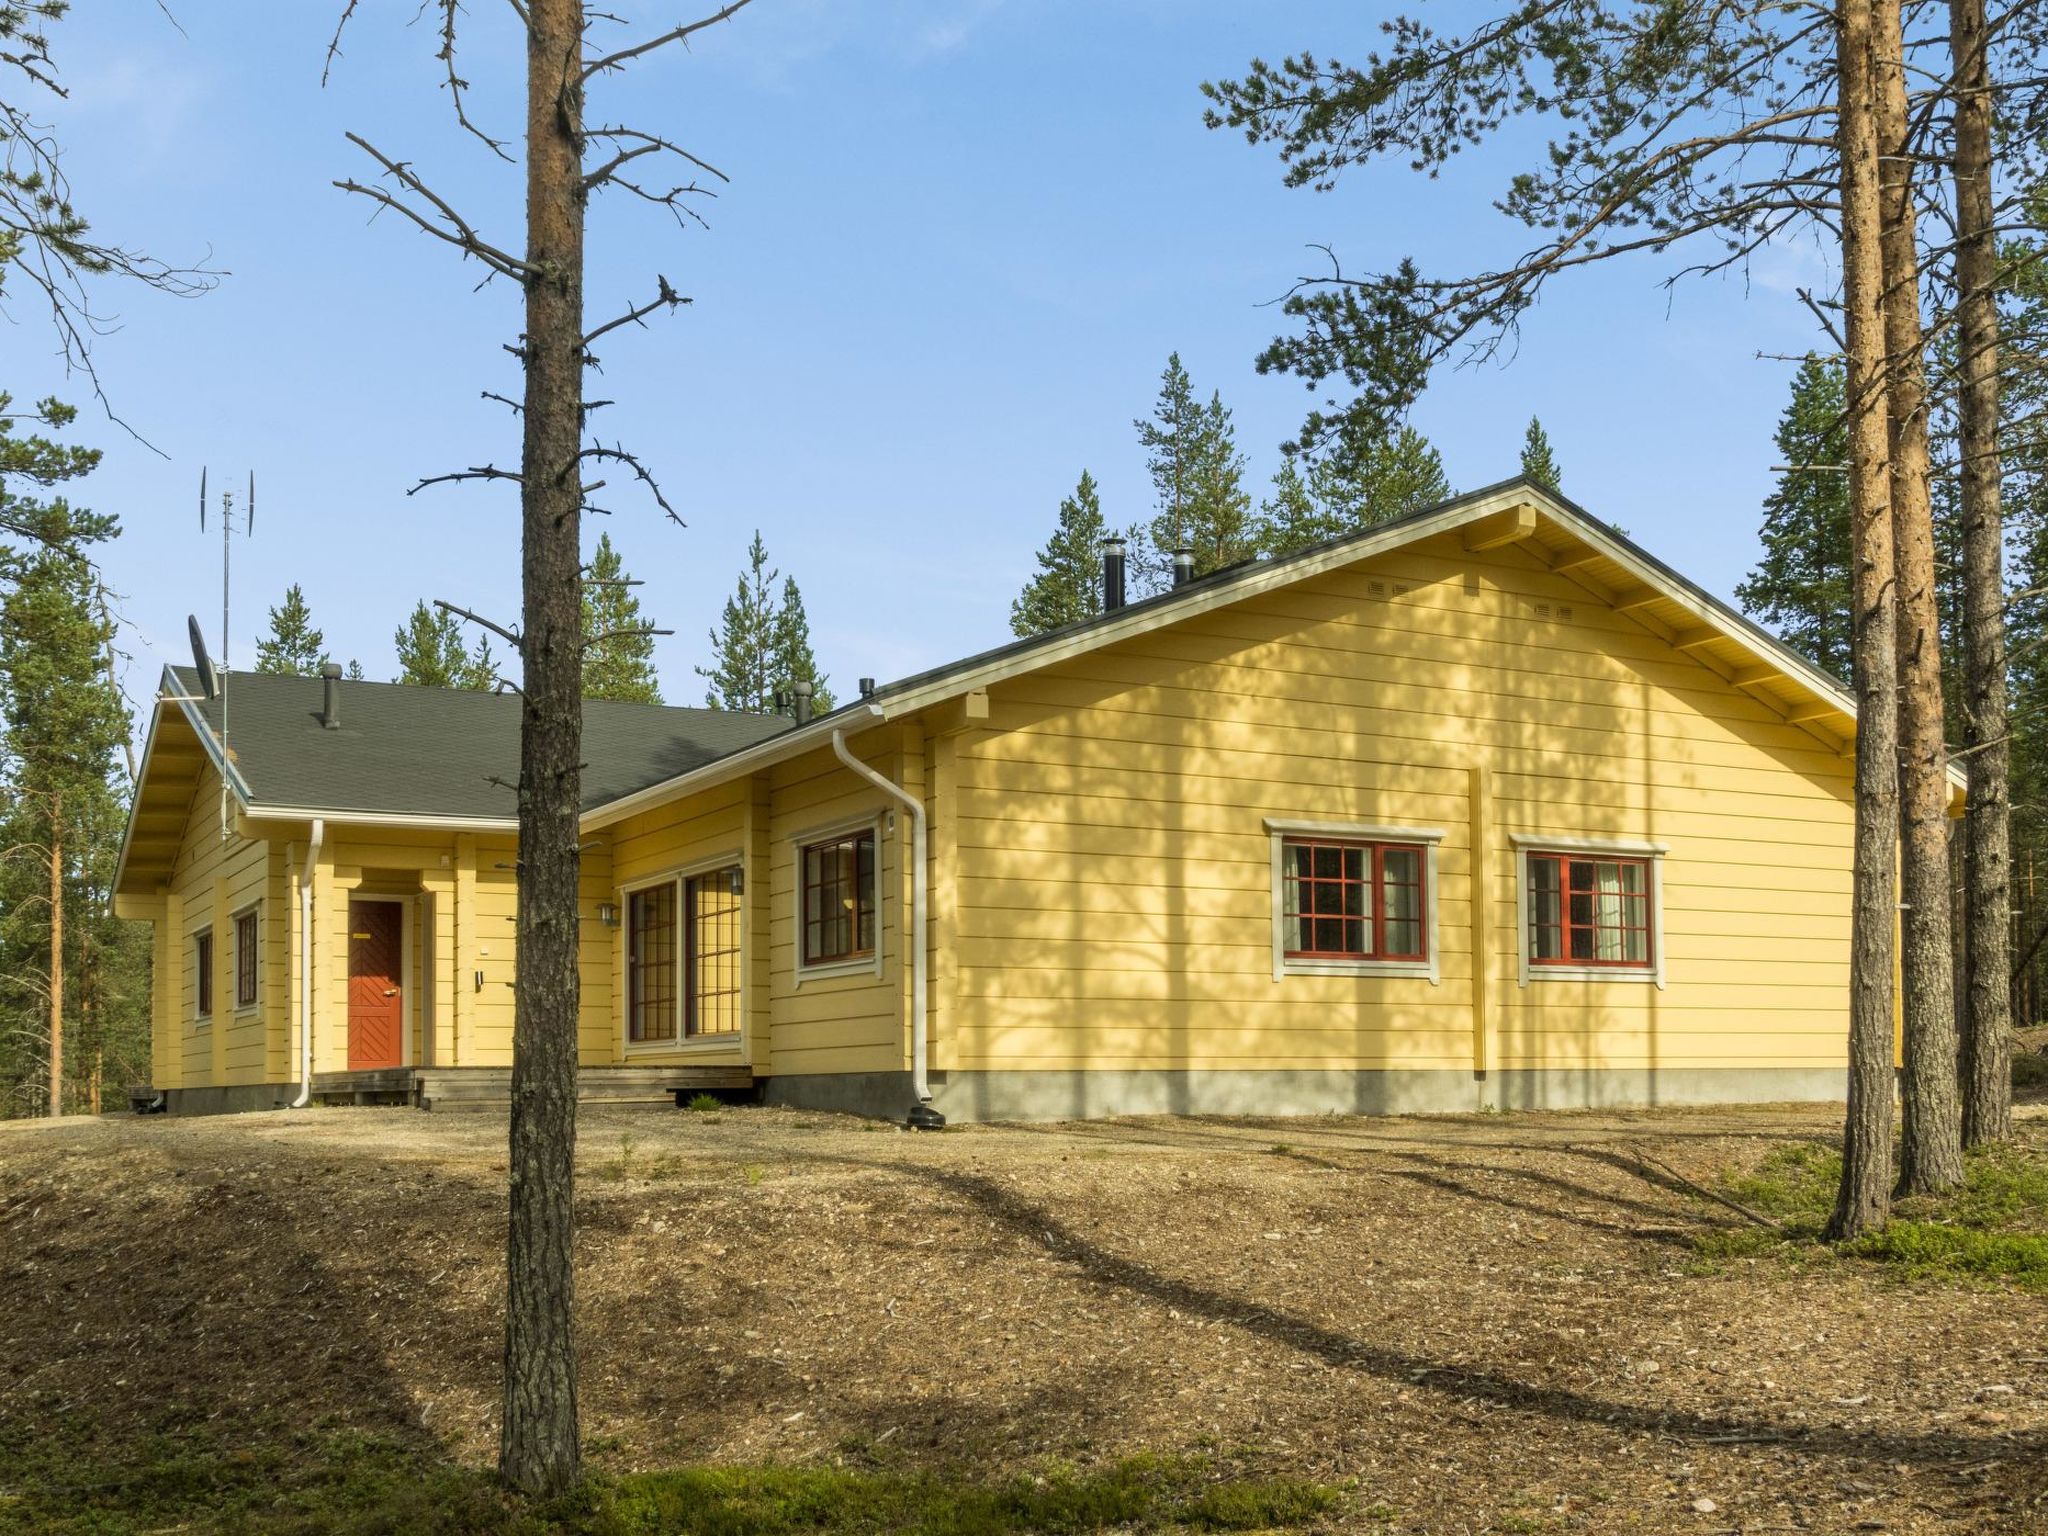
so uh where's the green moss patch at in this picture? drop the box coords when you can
[1690,1138,2048,1290]
[0,1427,1346,1536]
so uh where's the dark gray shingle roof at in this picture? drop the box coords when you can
[170,668,791,820]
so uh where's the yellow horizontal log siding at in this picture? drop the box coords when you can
[166,767,279,1089]
[948,531,1854,1079]
[765,742,905,1078]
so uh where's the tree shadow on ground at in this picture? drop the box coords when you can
[835,1152,2045,1480]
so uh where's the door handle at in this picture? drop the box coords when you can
[382,987,399,997]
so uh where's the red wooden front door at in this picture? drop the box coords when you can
[347,900,405,1070]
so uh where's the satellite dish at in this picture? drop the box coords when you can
[187,614,220,701]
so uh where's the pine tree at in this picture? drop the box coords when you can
[581,534,662,703]
[255,585,325,676]
[698,532,833,715]
[1520,416,1563,491]
[1011,470,1107,636]
[1132,356,1257,589]
[395,601,497,689]
[773,576,833,712]
[1256,459,1337,558]
[699,532,779,712]
[0,408,148,1120]
[1736,358,1854,681]
[1312,426,1452,530]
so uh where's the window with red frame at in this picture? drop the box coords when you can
[1526,852,1653,967]
[1280,838,1426,961]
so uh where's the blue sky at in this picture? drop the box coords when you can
[19,0,1834,712]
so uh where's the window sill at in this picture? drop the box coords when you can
[624,1035,744,1056]
[1278,958,1438,983]
[794,956,880,987]
[1523,965,1662,986]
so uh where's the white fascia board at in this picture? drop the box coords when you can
[867,486,1549,721]
[579,705,887,832]
[239,806,520,833]
[113,668,254,895]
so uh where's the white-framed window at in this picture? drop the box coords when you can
[792,815,885,985]
[1265,819,1444,983]
[192,927,214,1024]
[1510,835,1668,988]
[233,905,260,1012]
[623,854,746,1050]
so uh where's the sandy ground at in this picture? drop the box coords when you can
[2,1101,2045,1533]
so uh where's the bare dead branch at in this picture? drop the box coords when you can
[583,624,674,649]
[432,599,523,651]
[580,0,757,81]
[576,442,681,524]
[410,464,524,495]
[583,126,730,192]
[582,273,686,349]
[434,0,514,161]
[322,0,362,88]
[335,132,534,281]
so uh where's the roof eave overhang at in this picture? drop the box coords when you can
[113,668,256,897]
[580,706,883,832]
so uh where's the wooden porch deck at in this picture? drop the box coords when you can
[307,1064,756,1112]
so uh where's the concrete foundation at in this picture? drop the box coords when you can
[163,1083,295,1116]
[764,1066,1847,1125]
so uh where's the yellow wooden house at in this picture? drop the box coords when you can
[114,479,1915,1122]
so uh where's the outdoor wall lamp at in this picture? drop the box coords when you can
[597,901,620,927]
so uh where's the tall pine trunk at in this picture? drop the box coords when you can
[500,0,587,1497]
[1949,0,2012,1147]
[1873,0,1965,1197]
[47,807,61,1119]
[1828,0,1899,1242]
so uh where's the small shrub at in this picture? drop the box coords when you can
[685,1093,722,1113]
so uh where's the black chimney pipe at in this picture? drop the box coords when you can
[320,662,343,730]
[1172,547,1195,588]
[792,680,814,724]
[1102,536,1127,612]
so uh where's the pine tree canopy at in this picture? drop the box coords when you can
[1132,356,1257,590]
[1735,357,1853,682]
[581,532,663,704]
[1011,469,1107,637]
[698,531,833,715]
[774,576,833,713]
[394,600,498,689]
[255,585,326,676]
[1312,427,1453,532]
[0,402,151,1117]
[1520,417,1563,492]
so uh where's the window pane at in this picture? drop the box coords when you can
[1529,858,1562,960]
[1382,849,1422,958]
[628,883,677,1042]
[686,868,742,1036]
[804,830,876,964]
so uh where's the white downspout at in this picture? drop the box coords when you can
[830,729,939,1124]
[290,817,325,1109]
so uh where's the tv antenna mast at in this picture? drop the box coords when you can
[197,469,254,841]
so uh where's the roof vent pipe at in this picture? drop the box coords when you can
[1172,548,1195,588]
[319,662,343,730]
[791,680,813,724]
[1101,536,1127,612]
[859,677,876,699]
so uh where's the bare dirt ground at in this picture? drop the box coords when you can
[2,1101,2045,1534]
